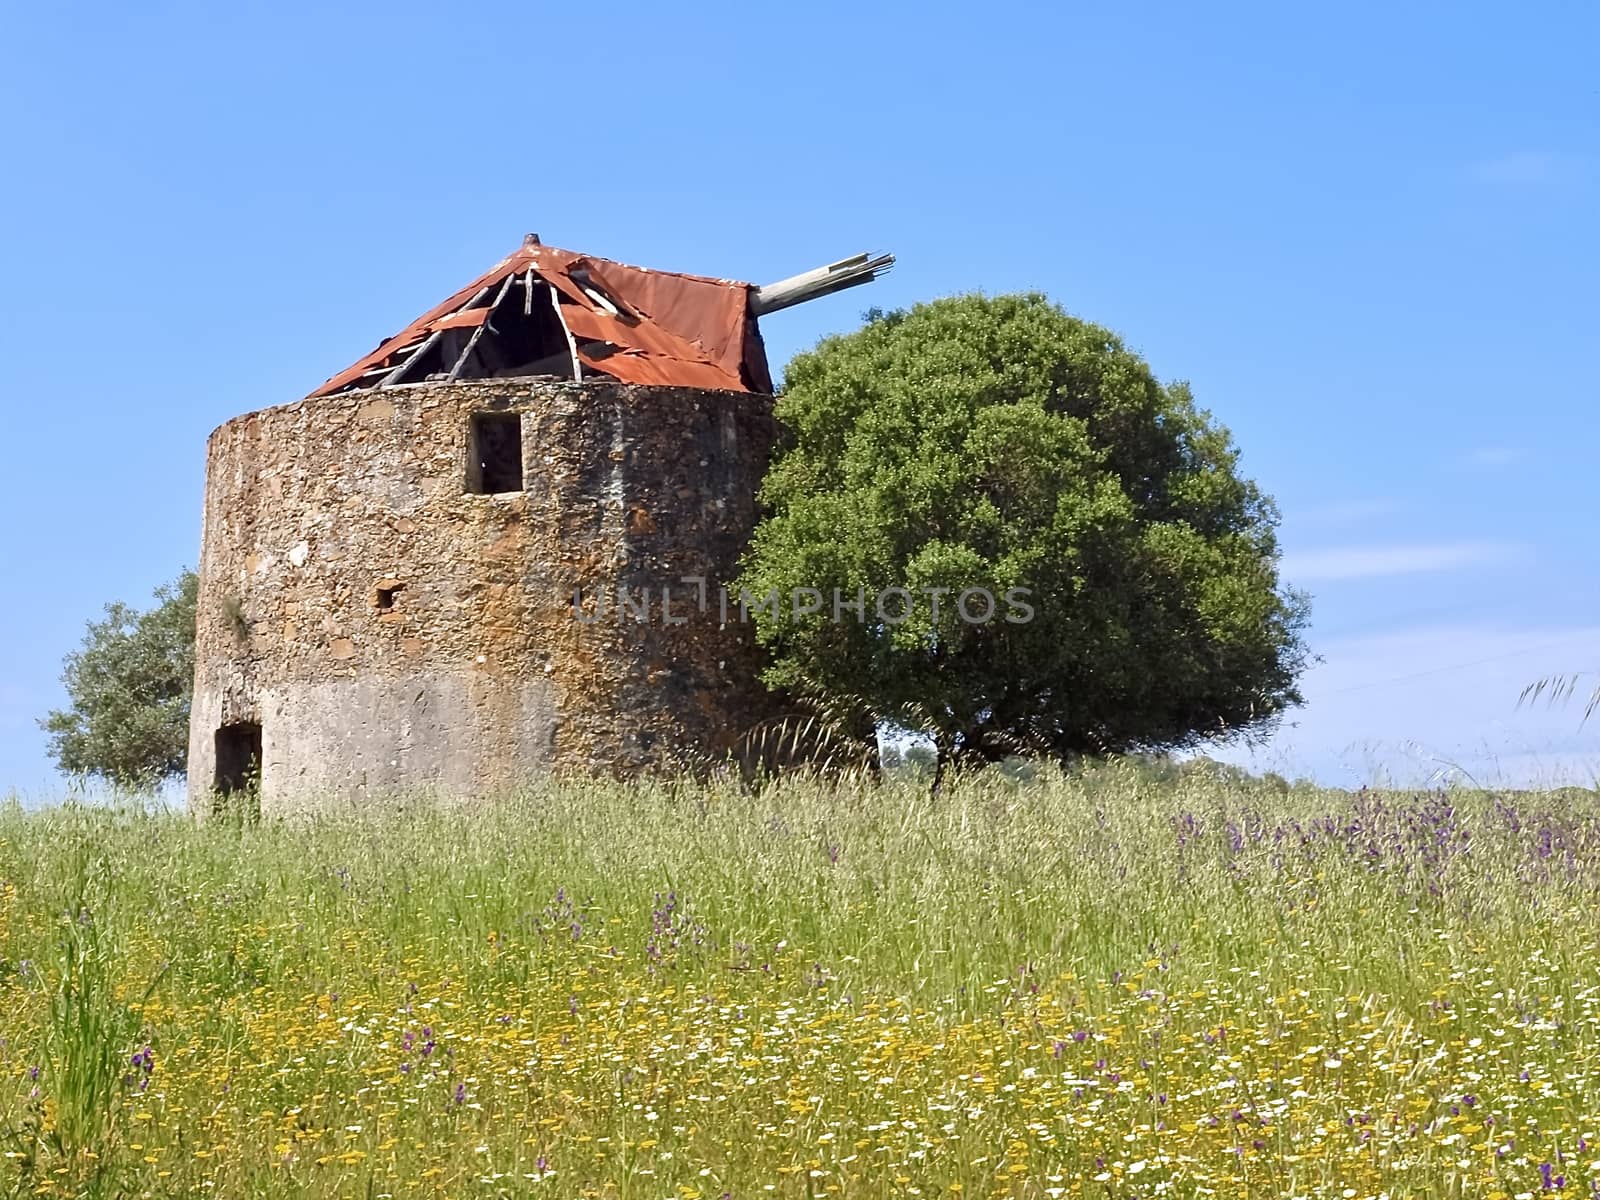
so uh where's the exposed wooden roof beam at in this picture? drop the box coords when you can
[444,273,518,382]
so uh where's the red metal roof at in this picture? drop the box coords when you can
[308,241,773,398]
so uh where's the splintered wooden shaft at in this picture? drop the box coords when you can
[750,252,896,316]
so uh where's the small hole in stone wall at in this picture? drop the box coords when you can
[467,411,523,494]
[376,582,404,611]
[214,722,262,797]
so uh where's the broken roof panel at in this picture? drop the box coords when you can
[574,347,746,392]
[427,307,494,332]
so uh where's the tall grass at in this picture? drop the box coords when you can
[1,767,1598,1196]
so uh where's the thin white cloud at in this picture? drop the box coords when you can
[1470,150,1588,186]
[1459,446,1526,469]
[1208,624,1600,788]
[1280,542,1522,582]
[1292,499,1398,529]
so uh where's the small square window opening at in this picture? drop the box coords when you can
[467,411,523,494]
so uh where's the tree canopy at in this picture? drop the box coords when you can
[737,294,1310,767]
[41,570,197,788]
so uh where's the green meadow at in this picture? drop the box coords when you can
[3,768,1599,1198]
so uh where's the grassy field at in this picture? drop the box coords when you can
[2,767,1600,1198]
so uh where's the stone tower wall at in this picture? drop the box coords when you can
[187,379,781,812]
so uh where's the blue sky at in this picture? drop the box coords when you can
[1,1,1595,795]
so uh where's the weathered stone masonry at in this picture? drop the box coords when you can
[187,379,782,811]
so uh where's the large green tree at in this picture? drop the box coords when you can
[738,295,1309,769]
[41,570,198,788]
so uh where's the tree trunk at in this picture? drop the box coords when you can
[845,707,882,780]
[931,732,954,796]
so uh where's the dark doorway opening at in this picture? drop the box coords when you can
[214,722,262,797]
[467,412,523,494]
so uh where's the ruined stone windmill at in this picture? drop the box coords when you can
[188,237,893,813]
